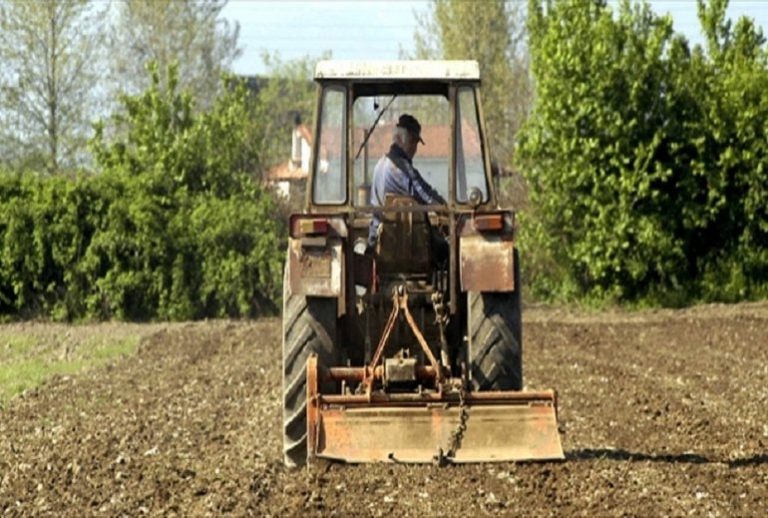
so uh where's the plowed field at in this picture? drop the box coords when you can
[2,303,768,516]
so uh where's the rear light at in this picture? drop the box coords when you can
[289,214,348,239]
[296,218,329,236]
[474,213,504,232]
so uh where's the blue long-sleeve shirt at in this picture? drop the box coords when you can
[368,144,446,247]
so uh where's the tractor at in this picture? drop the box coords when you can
[282,60,563,466]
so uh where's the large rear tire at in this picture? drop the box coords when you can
[282,272,338,467]
[467,250,523,391]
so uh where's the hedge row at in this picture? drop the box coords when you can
[519,0,768,305]
[0,66,284,321]
[0,170,283,321]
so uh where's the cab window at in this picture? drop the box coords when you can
[455,87,489,203]
[351,94,450,206]
[313,88,346,204]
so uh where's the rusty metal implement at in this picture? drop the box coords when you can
[306,356,564,463]
[305,288,564,464]
[304,288,563,465]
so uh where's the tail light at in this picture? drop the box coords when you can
[296,217,329,236]
[473,214,504,231]
[467,211,514,234]
[290,215,348,239]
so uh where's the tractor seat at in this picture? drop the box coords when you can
[375,194,433,277]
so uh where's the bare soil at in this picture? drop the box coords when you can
[2,303,768,516]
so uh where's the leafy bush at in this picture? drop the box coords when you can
[0,65,285,321]
[0,173,101,319]
[518,0,768,305]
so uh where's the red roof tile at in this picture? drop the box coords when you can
[353,123,452,159]
[266,161,307,181]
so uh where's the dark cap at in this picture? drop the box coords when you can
[396,114,425,144]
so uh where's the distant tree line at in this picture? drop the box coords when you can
[0,1,292,320]
[0,0,240,174]
[0,0,765,321]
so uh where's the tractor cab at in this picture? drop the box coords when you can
[307,62,492,285]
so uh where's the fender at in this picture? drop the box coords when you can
[288,236,344,297]
[287,215,347,299]
[458,212,516,293]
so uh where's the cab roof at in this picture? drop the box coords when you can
[314,60,480,81]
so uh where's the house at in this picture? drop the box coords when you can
[266,119,312,200]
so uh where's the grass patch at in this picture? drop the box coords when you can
[0,333,140,404]
[0,335,38,362]
[0,358,85,402]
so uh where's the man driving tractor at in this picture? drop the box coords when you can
[367,114,448,260]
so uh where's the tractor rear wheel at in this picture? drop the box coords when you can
[282,274,338,467]
[467,250,523,391]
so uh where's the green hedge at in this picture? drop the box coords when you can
[518,0,768,305]
[0,66,284,321]
[0,171,283,321]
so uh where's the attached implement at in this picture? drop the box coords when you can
[307,288,562,463]
[309,365,562,463]
[282,60,564,466]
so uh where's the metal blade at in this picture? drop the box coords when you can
[313,401,564,463]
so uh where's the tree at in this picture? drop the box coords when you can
[412,0,531,168]
[518,0,768,304]
[520,0,684,301]
[692,0,768,300]
[107,0,240,108]
[256,52,327,171]
[88,64,282,319]
[0,0,105,173]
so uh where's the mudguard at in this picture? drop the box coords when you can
[459,233,515,292]
[287,236,344,297]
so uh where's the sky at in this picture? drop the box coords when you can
[222,0,768,76]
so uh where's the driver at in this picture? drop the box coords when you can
[367,114,447,254]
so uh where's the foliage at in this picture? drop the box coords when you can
[0,0,105,173]
[87,64,283,320]
[0,65,284,321]
[518,0,768,305]
[413,0,531,167]
[106,0,240,109]
[257,52,327,170]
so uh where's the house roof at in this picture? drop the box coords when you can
[265,123,313,182]
[266,161,307,181]
[310,122,470,160]
[266,119,480,182]
[355,123,452,159]
[296,124,312,145]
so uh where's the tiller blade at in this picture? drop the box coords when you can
[306,357,564,464]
